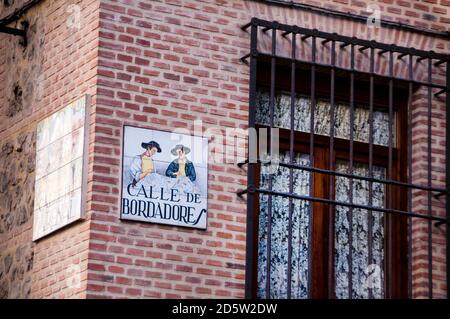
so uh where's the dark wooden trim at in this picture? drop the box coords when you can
[256,59,411,111]
[388,94,409,299]
[310,147,330,298]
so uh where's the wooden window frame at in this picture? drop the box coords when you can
[250,61,409,299]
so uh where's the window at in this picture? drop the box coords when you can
[253,73,407,298]
[240,18,449,299]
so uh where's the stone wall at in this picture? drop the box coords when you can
[0,0,98,299]
[0,2,45,130]
[0,130,35,298]
[0,0,30,20]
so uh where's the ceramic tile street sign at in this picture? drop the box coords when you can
[32,96,89,241]
[120,125,208,230]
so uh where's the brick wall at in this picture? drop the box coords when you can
[89,0,251,298]
[288,0,450,32]
[0,0,448,299]
[411,86,447,298]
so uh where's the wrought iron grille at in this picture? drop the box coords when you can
[239,18,450,299]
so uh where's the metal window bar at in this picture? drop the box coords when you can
[244,22,258,299]
[382,48,395,299]
[348,43,355,298]
[368,46,375,300]
[328,39,336,299]
[287,31,296,299]
[308,34,316,297]
[241,18,450,299]
[427,57,433,299]
[407,54,413,299]
[264,26,277,299]
[446,58,450,302]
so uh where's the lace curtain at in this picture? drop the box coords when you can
[255,91,394,147]
[334,161,386,299]
[257,152,310,299]
[256,91,387,299]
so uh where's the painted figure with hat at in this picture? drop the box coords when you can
[165,144,198,194]
[129,140,162,187]
[165,144,196,182]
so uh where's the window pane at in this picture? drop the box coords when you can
[334,161,385,299]
[257,152,310,299]
[255,91,395,147]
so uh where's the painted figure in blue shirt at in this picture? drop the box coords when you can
[165,144,196,182]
